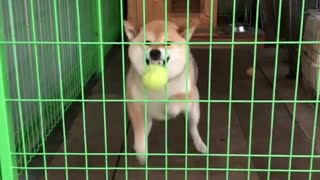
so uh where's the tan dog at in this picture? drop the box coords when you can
[124,20,207,165]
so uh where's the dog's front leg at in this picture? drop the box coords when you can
[170,90,207,153]
[188,101,207,153]
[188,88,207,153]
[127,101,151,165]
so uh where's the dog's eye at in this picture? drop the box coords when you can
[166,41,172,46]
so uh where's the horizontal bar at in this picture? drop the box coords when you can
[4,98,320,103]
[12,166,320,172]
[0,41,320,45]
[12,152,320,158]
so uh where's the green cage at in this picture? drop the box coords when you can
[1,0,320,179]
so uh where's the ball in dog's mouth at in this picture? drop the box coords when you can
[146,57,170,66]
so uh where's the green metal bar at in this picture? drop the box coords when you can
[226,0,237,179]
[206,0,216,179]
[6,98,320,103]
[267,0,284,179]
[3,40,320,45]
[11,151,320,158]
[8,0,29,178]
[142,0,149,179]
[95,0,109,179]
[287,1,306,179]
[119,0,128,179]
[185,0,190,179]
[0,2,18,179]
[12,166,320,172]
[52,0,69,179]
[75,0,89,179]
[22,0,38,157]
[247,0,261,179]
[29,0,48,179]
[164,0,169,180]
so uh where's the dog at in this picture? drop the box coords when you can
[124,19,207,165]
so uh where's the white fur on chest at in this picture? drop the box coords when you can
[129,67,192,120]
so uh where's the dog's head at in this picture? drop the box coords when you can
[124,20,197,79]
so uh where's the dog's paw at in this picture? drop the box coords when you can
[195,141,208,154]
[134,144,147,165]
[136,155,147,165]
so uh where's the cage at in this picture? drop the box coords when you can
[1,0,320,180]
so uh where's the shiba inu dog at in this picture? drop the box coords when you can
[124,19,207,165]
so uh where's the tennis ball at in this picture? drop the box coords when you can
[143,65,168,91]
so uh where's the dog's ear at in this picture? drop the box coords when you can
[124,21,138,41]
[177,22,199,41]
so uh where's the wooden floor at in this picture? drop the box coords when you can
[26,45,320,180]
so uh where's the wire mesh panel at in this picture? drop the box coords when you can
[0,0,120,179]
[1,0,320,180]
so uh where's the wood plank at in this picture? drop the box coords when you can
[153,0,165,21]
[203,0,218,27]
[127,0,137,27]
[136,0,143,26]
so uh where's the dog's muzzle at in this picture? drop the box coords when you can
[146,48,170,66]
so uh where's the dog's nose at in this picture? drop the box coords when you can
[149,49,161,60]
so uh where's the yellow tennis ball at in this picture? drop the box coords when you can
[143,65,168,91]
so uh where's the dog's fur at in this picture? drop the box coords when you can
[124,20,207,165]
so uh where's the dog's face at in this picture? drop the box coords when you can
[124,20,197,79]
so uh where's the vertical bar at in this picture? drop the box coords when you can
[267,0,283,179]
[0,53,18,180]
[95,0,109,179]
[75,0,89,179]
[247,0,261,179]
[35,0,52,133]
[141,1,149,180]
[0,2,18,179]
[226,0,237,179]
[164,0,169,179]
[52,0,69,179]
[62,0,74,100]
[8,0,29,178]
[119,0,129,179]
[206,0,216,179]
[185,0,190,179]
[22,0,37,155]
[69,0,79,100]
[65,0,74,100]
[29,0,48,179]
[287,0,306,179]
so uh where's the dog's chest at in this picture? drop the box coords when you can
[132,75,191,120]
